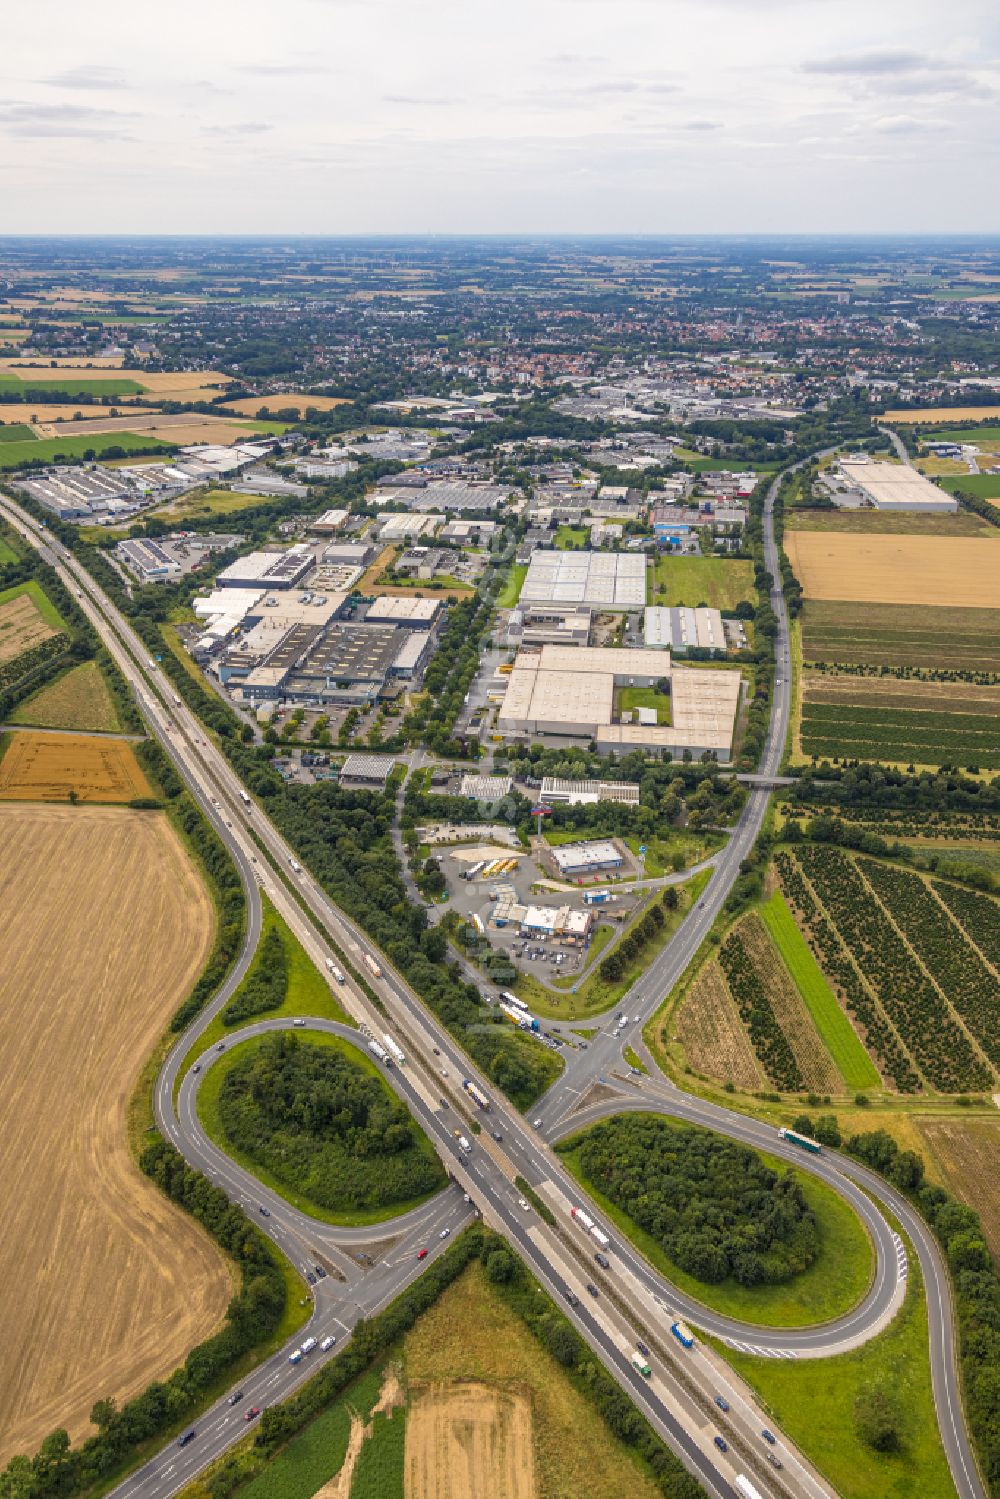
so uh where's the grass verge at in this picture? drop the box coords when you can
[719,1235,957,1499]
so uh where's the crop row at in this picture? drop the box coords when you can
[806,690,1000,718]
[796,847,991,1092]
[933,882,1000,971]
[799,733,1000,770]
[801,704,1000,736]
[855,858,1000,1068]
[719,927,804,1091]
[775,852,919,1092]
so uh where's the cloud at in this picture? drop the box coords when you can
[683,118,722,130]
[202,121,272,135]
[802,49,932,76]
[42,65,130,91]
[238,62,333,76]
[871,113,924,132]
[382,93,459,106]
[0,102,137,138]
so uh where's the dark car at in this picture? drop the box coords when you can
[177,1431,196,1448]
[767,1454,783,1470]
[586,1283,599,1298]
[713,1436,728,1454]
[492,1131,503,1142]
[714,1395,729,1412]
[637,1341,651,1357]
[243,1407,260,1423]
[564,1291,580,1308]
[594,1252,610,1268]
[440,1098,450,1109]
[761,1429,776,1445]
[314,1265,326,1280]
[216,1042,225,1051]
[227,1391,244,1407]
[259,1205,270,1217]
[306,1272,316,1285]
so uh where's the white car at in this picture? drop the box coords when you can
[320,1335,336,1352]
[440,1067,448,1076]
[439,1227,451,1239]
[518,1197,531,1212]
[293,1019,306,1028]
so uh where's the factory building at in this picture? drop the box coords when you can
[644,605,726,653]
[519,550,647,611]
[837,461,958,512]
[549,840,623,877]
[538,777,639,806]
[216,544,314,590]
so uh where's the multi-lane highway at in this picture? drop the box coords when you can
[0,475,985,1499]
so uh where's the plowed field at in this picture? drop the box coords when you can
[0,804,225,1461]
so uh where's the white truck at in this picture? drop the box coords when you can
[362,952,382,979]
[382,1033,405,1065]
[591,1226,610,1247]
[325,959,346,983]
[457,1135,472,1153]
[368,1040,390,1064]
[288,857,302,874]
[300,1337,317,1355]
[239,790,251,807]
[571,1206,595,1232]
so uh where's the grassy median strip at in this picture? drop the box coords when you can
[760,888,880,1090]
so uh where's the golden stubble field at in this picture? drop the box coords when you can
[221,394,351,417]
[0,731,151,802]
[405,1384,534,1499]
[0,804,227,1462]
[0,594,57,665]
[784,532,1000,608]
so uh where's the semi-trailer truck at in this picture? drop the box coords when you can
[363,952,382,979]
[591,1226,610,1247]
[734,1477,764,1499]
[631,1353,652,1377]
[671,1320,695,1349]
[325,959,346,982]
[463,1079,491,1110]
[239,790,251,806]
[382,1034,405,1065]
[501,1002,539,1031]
[778,1126,822,1154]
[571,1206,595,1231]
[368,1040,389,1064]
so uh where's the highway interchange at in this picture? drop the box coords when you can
[0,475,986,1499]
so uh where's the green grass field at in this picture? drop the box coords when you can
[760,889,880,1089]
[0,576,67,630]
[786,507,991,536]
[180,897,353,1078]
[348,1407,406,1499]
[0,432,174,469]
[558,1125,874,1327]
[0,538,19,564]
[721,1246,957,1499]
[497,563,527,608]
[649,555,755,611]
[0,374,145,396]
[197,1030,446,1226]
[238,1364,387,1499]
[145,487,283,525]
[914,425,1000,445]
[554,524,590,549]
[0,423,36,443]
[9,660,122,733]
[941,474,1000,499]
[619,684,670,724]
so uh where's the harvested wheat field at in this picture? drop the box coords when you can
[221,393,351,417]
[913,1118,1000,1267]
[675,961,765,1091]
[784,532,1000,608]
[0,804,226,1461]
[403,1260,661,1499]
[406,1384,534,1499]
[884,406,1000,423]
[0,731,151,802]
[0,404,160,427]
[0,592,58,664]
[45,413,257,445]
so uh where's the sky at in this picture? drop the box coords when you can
[2,0,998,235]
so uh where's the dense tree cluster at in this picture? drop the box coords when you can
[567,1116,819,1288]
[599,892,674,984]
[222,926,287,1027]
[217,1034,445,1212]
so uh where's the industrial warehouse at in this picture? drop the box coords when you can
[497,644,743,759]
[518,550,648,611]
[832,460,958,512]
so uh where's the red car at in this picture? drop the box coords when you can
[417,1248,428,1260]
[244,1407,260,1423]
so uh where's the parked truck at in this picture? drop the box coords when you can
[778,1126,822,1155]
[382,1033,405,1065]
[583,889,610,906]
[362,952,382,979]
[671,1320,695,1349]
[326,959,346,983]
[367,1040,390,1064]
[463,1079,490,1110]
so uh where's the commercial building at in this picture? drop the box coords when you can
[116,537,182,581]
[216,545,313,590]
[519,550,647,611]
[498,644,742,760]
[491,897,594,942]
[549,839,623,877]
[365,595,442,627]
[506,605,592,648]
[340,754,397,788]
[308,508,351,534]
[838,461,958,512]
[460,774,513,802]
[539,777,639,806]
[644,606,726,653]
[378,512,444,542]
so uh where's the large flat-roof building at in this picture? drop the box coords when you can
[539,776,640,806]
[644,605,726,653]
[549,839,623,876]
[217,545,313,590]
[519,550,647,611]
[498,644,742,760]
[838,461,958,512]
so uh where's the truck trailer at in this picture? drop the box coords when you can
[325,959,346,983]
[778,1127,822,1154]
[362,952,382,979]
[671,1320,695,1349]
[367,1040,390,1064]
[382,1034,406,1065]
[571,1206,595,1232]
[463,1079,491,1110]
